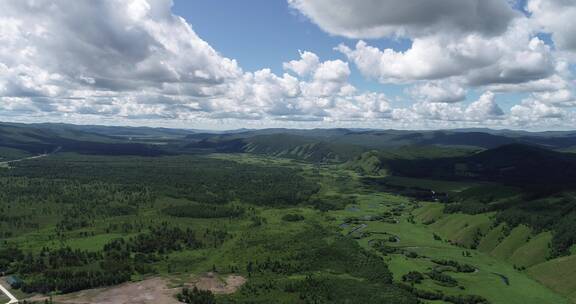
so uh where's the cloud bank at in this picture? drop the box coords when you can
[0,0,574,130]
[293,0,576,129]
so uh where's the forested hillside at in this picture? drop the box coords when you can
[1,123,575,304]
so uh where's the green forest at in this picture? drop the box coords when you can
[1,124,576,303]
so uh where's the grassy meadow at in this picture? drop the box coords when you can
[0,152,573,303]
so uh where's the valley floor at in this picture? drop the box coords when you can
[1,153,572,304]
[332,195,567,304]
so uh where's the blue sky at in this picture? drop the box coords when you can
[173,0,412,101]
[173,0,412,73]
[173,0,530,110]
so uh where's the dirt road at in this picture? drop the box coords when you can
[0,147,61,168]
[0,281,18,304]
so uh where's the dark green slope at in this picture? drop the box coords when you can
[184,133,366,162]
[0,123,169,156]
[183,129,576,163]
[385,144,576,186]
[360,144,576,258]
[416,131,517,148]
[4,121,576,161]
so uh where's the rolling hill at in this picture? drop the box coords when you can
[384,144,576,186]
[0,122,173,157]
[4,121,576,164]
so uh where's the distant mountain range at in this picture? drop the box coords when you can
[1,122,576,162]
[182,127,576,162]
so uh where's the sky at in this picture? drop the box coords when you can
[0,0,575,130]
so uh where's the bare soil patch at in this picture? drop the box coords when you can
[25,274,246,304]
[189,272,246,294]
[29,277,179,304]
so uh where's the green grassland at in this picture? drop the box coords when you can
[430,213,493,247]
[528,255,576,302]
[412,202,573,301]
[331,197,567,304]
[413,204,445,223]
[490,225,532,260]
[0,152,572,304]
[0,153,417,303]
[477,224,507,252]
[509,232,552,268]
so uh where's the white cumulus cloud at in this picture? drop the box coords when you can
[0,0,575,130]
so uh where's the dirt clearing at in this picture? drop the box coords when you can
[29,277,179,304]
[191,272,246,294]
[26,274,246,304]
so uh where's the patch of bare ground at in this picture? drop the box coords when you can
[28,277,180,304]
[189,272,246,294]
[25,274,246,304]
